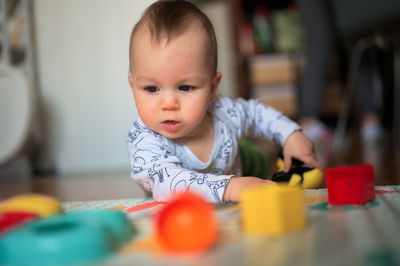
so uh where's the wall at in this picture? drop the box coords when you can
[200,1,237,98]
[33,0,236,175]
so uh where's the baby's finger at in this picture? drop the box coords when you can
[283,155,292,172]
[302,155,323,170]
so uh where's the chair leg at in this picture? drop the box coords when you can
[393,38,400,155]
[332,38,374,152]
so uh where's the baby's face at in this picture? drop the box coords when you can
[129,23,220,139]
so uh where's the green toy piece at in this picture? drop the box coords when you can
[239,139,272,179]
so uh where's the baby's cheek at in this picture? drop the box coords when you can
[186,107,207,124]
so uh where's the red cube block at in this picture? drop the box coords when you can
[325,164,375,205]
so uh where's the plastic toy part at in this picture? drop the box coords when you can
[272,157,324,189]
[0,211,39,235]
[241,185,307,236]
[66,210,136,246]
[239,139,271,179]
[0,210,136,265]
[0,194,63,217]
[326,164,375,205]
[155,192,217,254]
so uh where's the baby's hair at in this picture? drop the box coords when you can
[129,0,217,74]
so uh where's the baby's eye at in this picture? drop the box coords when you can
[178,85,194,91]
[144,86,159,93]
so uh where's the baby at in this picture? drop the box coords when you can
[127,0,321,202]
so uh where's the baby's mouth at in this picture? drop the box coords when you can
[163,120,178,125]
[161,120,182,131]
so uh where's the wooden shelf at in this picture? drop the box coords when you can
[228,0,304,117]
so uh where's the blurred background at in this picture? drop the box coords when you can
[1,0,399,199]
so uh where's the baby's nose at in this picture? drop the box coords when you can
[162,94,179,111]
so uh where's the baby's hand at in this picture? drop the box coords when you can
[283,130,322,172]
[223,176,276,202]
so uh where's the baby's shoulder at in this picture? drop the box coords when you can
[211,96,250,120]
[127,120,167,148]
[213,95,235,109]
[213,96,252,111]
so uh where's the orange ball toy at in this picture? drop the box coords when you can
[155,192,217,254]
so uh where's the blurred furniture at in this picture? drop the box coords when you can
[0,67,33,178]
[331,0,400,151]
[228,0,303,118]
[0,0,38,178]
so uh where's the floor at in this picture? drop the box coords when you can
[0,173,146,201]
[327,128,400,185]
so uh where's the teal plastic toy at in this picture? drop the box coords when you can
[0,210,136,265]
[67,210,136,246]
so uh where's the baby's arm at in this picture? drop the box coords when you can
[223,176,275,202]
[223,97,321,171]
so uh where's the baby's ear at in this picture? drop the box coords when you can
[210,72,222,100]
[128,74,134,89]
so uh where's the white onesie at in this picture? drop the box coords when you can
[127,96,300,202]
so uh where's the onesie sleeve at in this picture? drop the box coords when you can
[213,96,300,145]
[127,121,232,202]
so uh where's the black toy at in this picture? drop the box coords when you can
[271,153,323,189]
